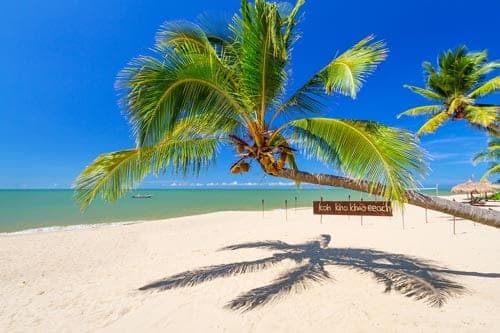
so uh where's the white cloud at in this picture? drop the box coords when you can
[429,152,464,160]
[266,181,295,186]
[422,136,484,146]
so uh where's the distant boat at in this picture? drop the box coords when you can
[132,194,153,199]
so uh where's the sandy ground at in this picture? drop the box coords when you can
[1,196,499,332]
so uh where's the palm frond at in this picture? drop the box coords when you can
[476,61,500,76]
[155,21,215,55]
[152,136,221,176]
[416,112,449,137]
[403,85,445,101]
[468,76,500,98]
[288,118,427,202]
[480,164,500,181]
[74,149,152,210]
[232,0,289,120]
[282,0,304,47]
[397,105,442,118]
[473,139,500,164]
[422,61,436,76]
[272,36,386,123]
[116,52,243,146]
[270,77,327,126]
[74,135,221,210]
[321,35,387,98]
[473,151,500,165]
[465,105,499,127]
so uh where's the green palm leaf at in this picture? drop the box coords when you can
[473,138,500,181]
[415,112,449,138]
[481,164,500,181]
[476,61,500,76]
[321,35,387,98]
[272,36,387,123]
[155,21,215,54]
[117,53,243,146]
[403,85,445,101]
[473,150,500,165]
[397,105,442,118]
[288,118,426,201]
[234,0,289,119]
[282,0,304,47]
[464,105,499,127]
[75,149,153,210]
[75,136,221,210]
[468,76,500,98]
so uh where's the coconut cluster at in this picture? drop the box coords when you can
[228,134,294,176]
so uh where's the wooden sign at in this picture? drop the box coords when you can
[313,201,392,216]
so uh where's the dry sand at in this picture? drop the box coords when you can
[1,196,500,332]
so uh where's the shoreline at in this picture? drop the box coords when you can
[0,208,310,236]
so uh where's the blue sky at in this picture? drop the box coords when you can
[1,0,499,189]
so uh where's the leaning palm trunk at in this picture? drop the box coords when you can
[277,169,500,228]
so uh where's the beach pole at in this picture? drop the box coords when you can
[285,200,288,222]
[360,197,363,226]
[402,208,405,230]
[320,196,323,224]
[436,184,439,196]
[294,196,297,212]
[425,208,428,223]
[261,199,264,218]
[348,194,351,222]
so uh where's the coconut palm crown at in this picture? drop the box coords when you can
[473,138,500,180]
[398,46,500,137]
[75,0,427,209]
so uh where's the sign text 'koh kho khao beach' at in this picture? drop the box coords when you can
[313,201,393,216]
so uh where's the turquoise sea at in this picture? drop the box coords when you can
[0,188,449,233]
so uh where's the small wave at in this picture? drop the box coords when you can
[0,221,141,236]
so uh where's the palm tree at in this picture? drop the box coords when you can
[398,46,500,137]
[75,0,500,227]
[473,138,500,180]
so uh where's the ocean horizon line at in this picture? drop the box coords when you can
[0,184,450,191]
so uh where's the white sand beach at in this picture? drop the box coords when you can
[1,196,500,332]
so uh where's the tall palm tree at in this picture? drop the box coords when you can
[75,0,500,227]
[398,46,500,137]
[473,138,500,180]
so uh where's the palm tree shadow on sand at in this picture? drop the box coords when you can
[138,234,500,311]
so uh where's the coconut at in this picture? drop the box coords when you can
[230,164,241,174]
[240,162,250,172]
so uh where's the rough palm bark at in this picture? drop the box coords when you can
[276,169,500,228]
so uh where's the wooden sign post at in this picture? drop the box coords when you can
[347,195,351,221]
[320,196,324,223]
